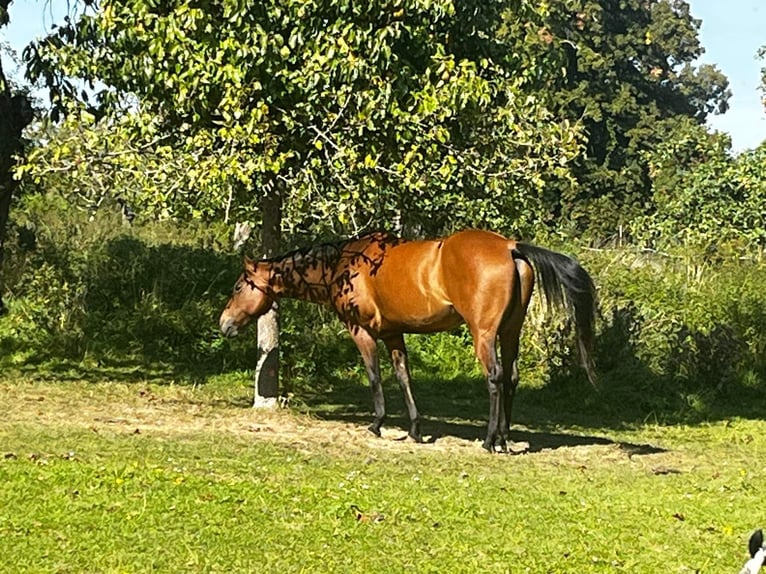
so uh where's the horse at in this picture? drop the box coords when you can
[219,229,596,452]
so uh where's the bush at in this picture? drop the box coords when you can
[579,247,766,420]
[0,193,251,377]
[3,195,766,425]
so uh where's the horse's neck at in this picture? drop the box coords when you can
[265,233,394,305]
[268,252,335,304]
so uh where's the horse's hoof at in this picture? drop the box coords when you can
[367,424,381,437]
[482,438,508,453]
[409,433,423,444]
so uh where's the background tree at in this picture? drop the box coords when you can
[759,44,766,113]
[631,121,766,255]
[532,0,731,239]
[0,0,34,315]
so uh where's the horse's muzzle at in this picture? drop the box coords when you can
[219,316,239,338]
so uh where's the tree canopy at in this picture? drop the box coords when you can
[16,0,757,253]
[25,0,583,238]
[535,0,730,235]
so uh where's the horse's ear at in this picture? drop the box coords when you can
[243,255,257,272]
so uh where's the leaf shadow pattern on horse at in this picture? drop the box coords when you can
[220,229,597,452]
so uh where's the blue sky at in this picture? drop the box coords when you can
[2,0,765,152]
[688,0,766,152]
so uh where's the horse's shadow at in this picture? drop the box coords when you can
[313,411,665,455]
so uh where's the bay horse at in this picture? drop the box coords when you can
[219,229,596,452]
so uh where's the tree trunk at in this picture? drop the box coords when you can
[253,180,282,407]
[0,60,33,316]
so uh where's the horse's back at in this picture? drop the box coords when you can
[440,229,515,265]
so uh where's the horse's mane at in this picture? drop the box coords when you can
[262,230,398,265]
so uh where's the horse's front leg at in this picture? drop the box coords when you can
[348,325,385,436]
[383,333,422,443]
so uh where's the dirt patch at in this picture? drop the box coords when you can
[0,380,668,464]
[1,381,484,454]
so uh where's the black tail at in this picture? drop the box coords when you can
[512,242,597,386]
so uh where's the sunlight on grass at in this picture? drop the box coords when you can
[1,379,765,572]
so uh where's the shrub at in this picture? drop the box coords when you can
[0,193,250,377]
[3,195,766,425]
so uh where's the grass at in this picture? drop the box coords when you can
[2,376,765,573]
[5,186,766,571]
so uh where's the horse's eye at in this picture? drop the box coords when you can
[234,282,243,293]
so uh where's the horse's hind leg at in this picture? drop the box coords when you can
[498,319,522,443]
[348,326,385,436]
[470,327,505,452]
[500,255,535,442]
[383,334,422,442]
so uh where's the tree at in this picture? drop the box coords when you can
[26,0,582,233]
[759,44,766,115]
[0,0,34,315]
[632,117,766,254]
[532,0,731,238]
[24,0,583,399]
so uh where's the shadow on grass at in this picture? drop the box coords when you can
[298,303,766,448]
[301,361,664,452]
[313,410,665,454]
[7,359,180,385]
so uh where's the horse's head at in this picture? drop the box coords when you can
[219,257,274,337]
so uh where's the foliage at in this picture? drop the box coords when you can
[580,247,766,420]
[0,192,251,374]
[759,44,766,112]
[16,109,243,221]
[632,121,766,253]
[24,0,583,237]
[4,1,766,435]
[535,0,731,237]
[4,196,766,425]
[15,0,749,250]
[1,193,481,388]
[0,0,10,27]
[1,0,34,304]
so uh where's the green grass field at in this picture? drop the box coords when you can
[3,178,766,572]
[1,374,764,573]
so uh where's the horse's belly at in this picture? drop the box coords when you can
[380,304,464,334]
